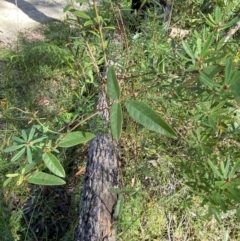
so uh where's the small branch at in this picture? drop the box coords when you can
[224,20,240,44]
[93,0,108,68]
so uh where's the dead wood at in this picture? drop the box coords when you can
[74,90,120,241]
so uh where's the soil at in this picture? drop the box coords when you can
[0,0,70,45]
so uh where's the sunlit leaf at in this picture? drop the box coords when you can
[21,162,36,175]
[28,126,36,141]
[107,66,120,100]
[225,57,233,84]
[4,144,25,152]
[11,148,25,162]
[27,146,32,163]
[43,152,65,178]
[114,194,124,218]
[28,172,66,185]
[6,173,20,178]
[215,6,221,23]
[31,136,47,144]
[58,131,95,147]
[202,33,214,56]
[21,130,27,141]
[12,136,26,143]
[17,175,24,186]
[125,100,176,138]
[68,9,91,19]
[182,41,195,60]
[3,177,12,187]
[110,103,122,141]
[63,4,72,12]
[196,38,202,55]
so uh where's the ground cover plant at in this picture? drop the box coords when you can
[0,0,240,240]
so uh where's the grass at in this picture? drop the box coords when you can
[0,0,240,240]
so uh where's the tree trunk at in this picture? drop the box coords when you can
[74,90,120,241]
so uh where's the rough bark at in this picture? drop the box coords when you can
[74,90,120,241]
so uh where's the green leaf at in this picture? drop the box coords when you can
[28,126,36,141]
[202,65,222,78]
[227,188,240,203]
[114,194,124,218]
[199,71,215,89]
[21,130,28,141]
[229,161,240,178]
[43,153,65,178]
[21,162,36,175]
[230,78,240,105]
[63,4,72,12]
[31,136,47,144]
[217,37,226,51]
[223,156,231,179]
[3,177,12,187]
[202,33,214,56]
[58,131,95,148]
[176,52,192,62]
[6,173,20,178]
[182,41,195,60]
[107,66,120,100]
[229,69,239,85]
[68,9,91,19]
[225,57,233,85]
[110,103,122,141]
[12,136,26,143]
[4,144,25,152]
[109,188,121,194]
[208,159,223,178]
[220,17,238,30]
[27,146,32,163]
[11,148,25,162]
[215,6,221,23]
[196,38,202,55]
[28,171,66,185]
[125,100,176,138]
[83,20,94,27]
[208,13,217,25]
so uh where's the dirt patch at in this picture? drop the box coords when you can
[0,0,70,45]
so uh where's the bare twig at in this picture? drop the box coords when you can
[224,20,240,44]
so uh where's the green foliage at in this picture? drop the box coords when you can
[0,0,240,240]
[3,125,95,186]
[28,171,66,185]
[168,7,240,219]
[125,100,176,138]
[110,103,123,141]
[107,66,121,100]
[58,131,95,147]
[107,66,176,140]
[43,152,66,178]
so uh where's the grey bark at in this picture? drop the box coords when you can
[74,90,120,241]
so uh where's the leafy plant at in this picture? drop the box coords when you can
[171,7,240,219]
[4,125,95,186]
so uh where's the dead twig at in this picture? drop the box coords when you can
[224,20,240,44]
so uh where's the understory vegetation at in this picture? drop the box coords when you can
[0,0,240,240]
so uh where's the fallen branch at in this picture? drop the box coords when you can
[74,90,120,241]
